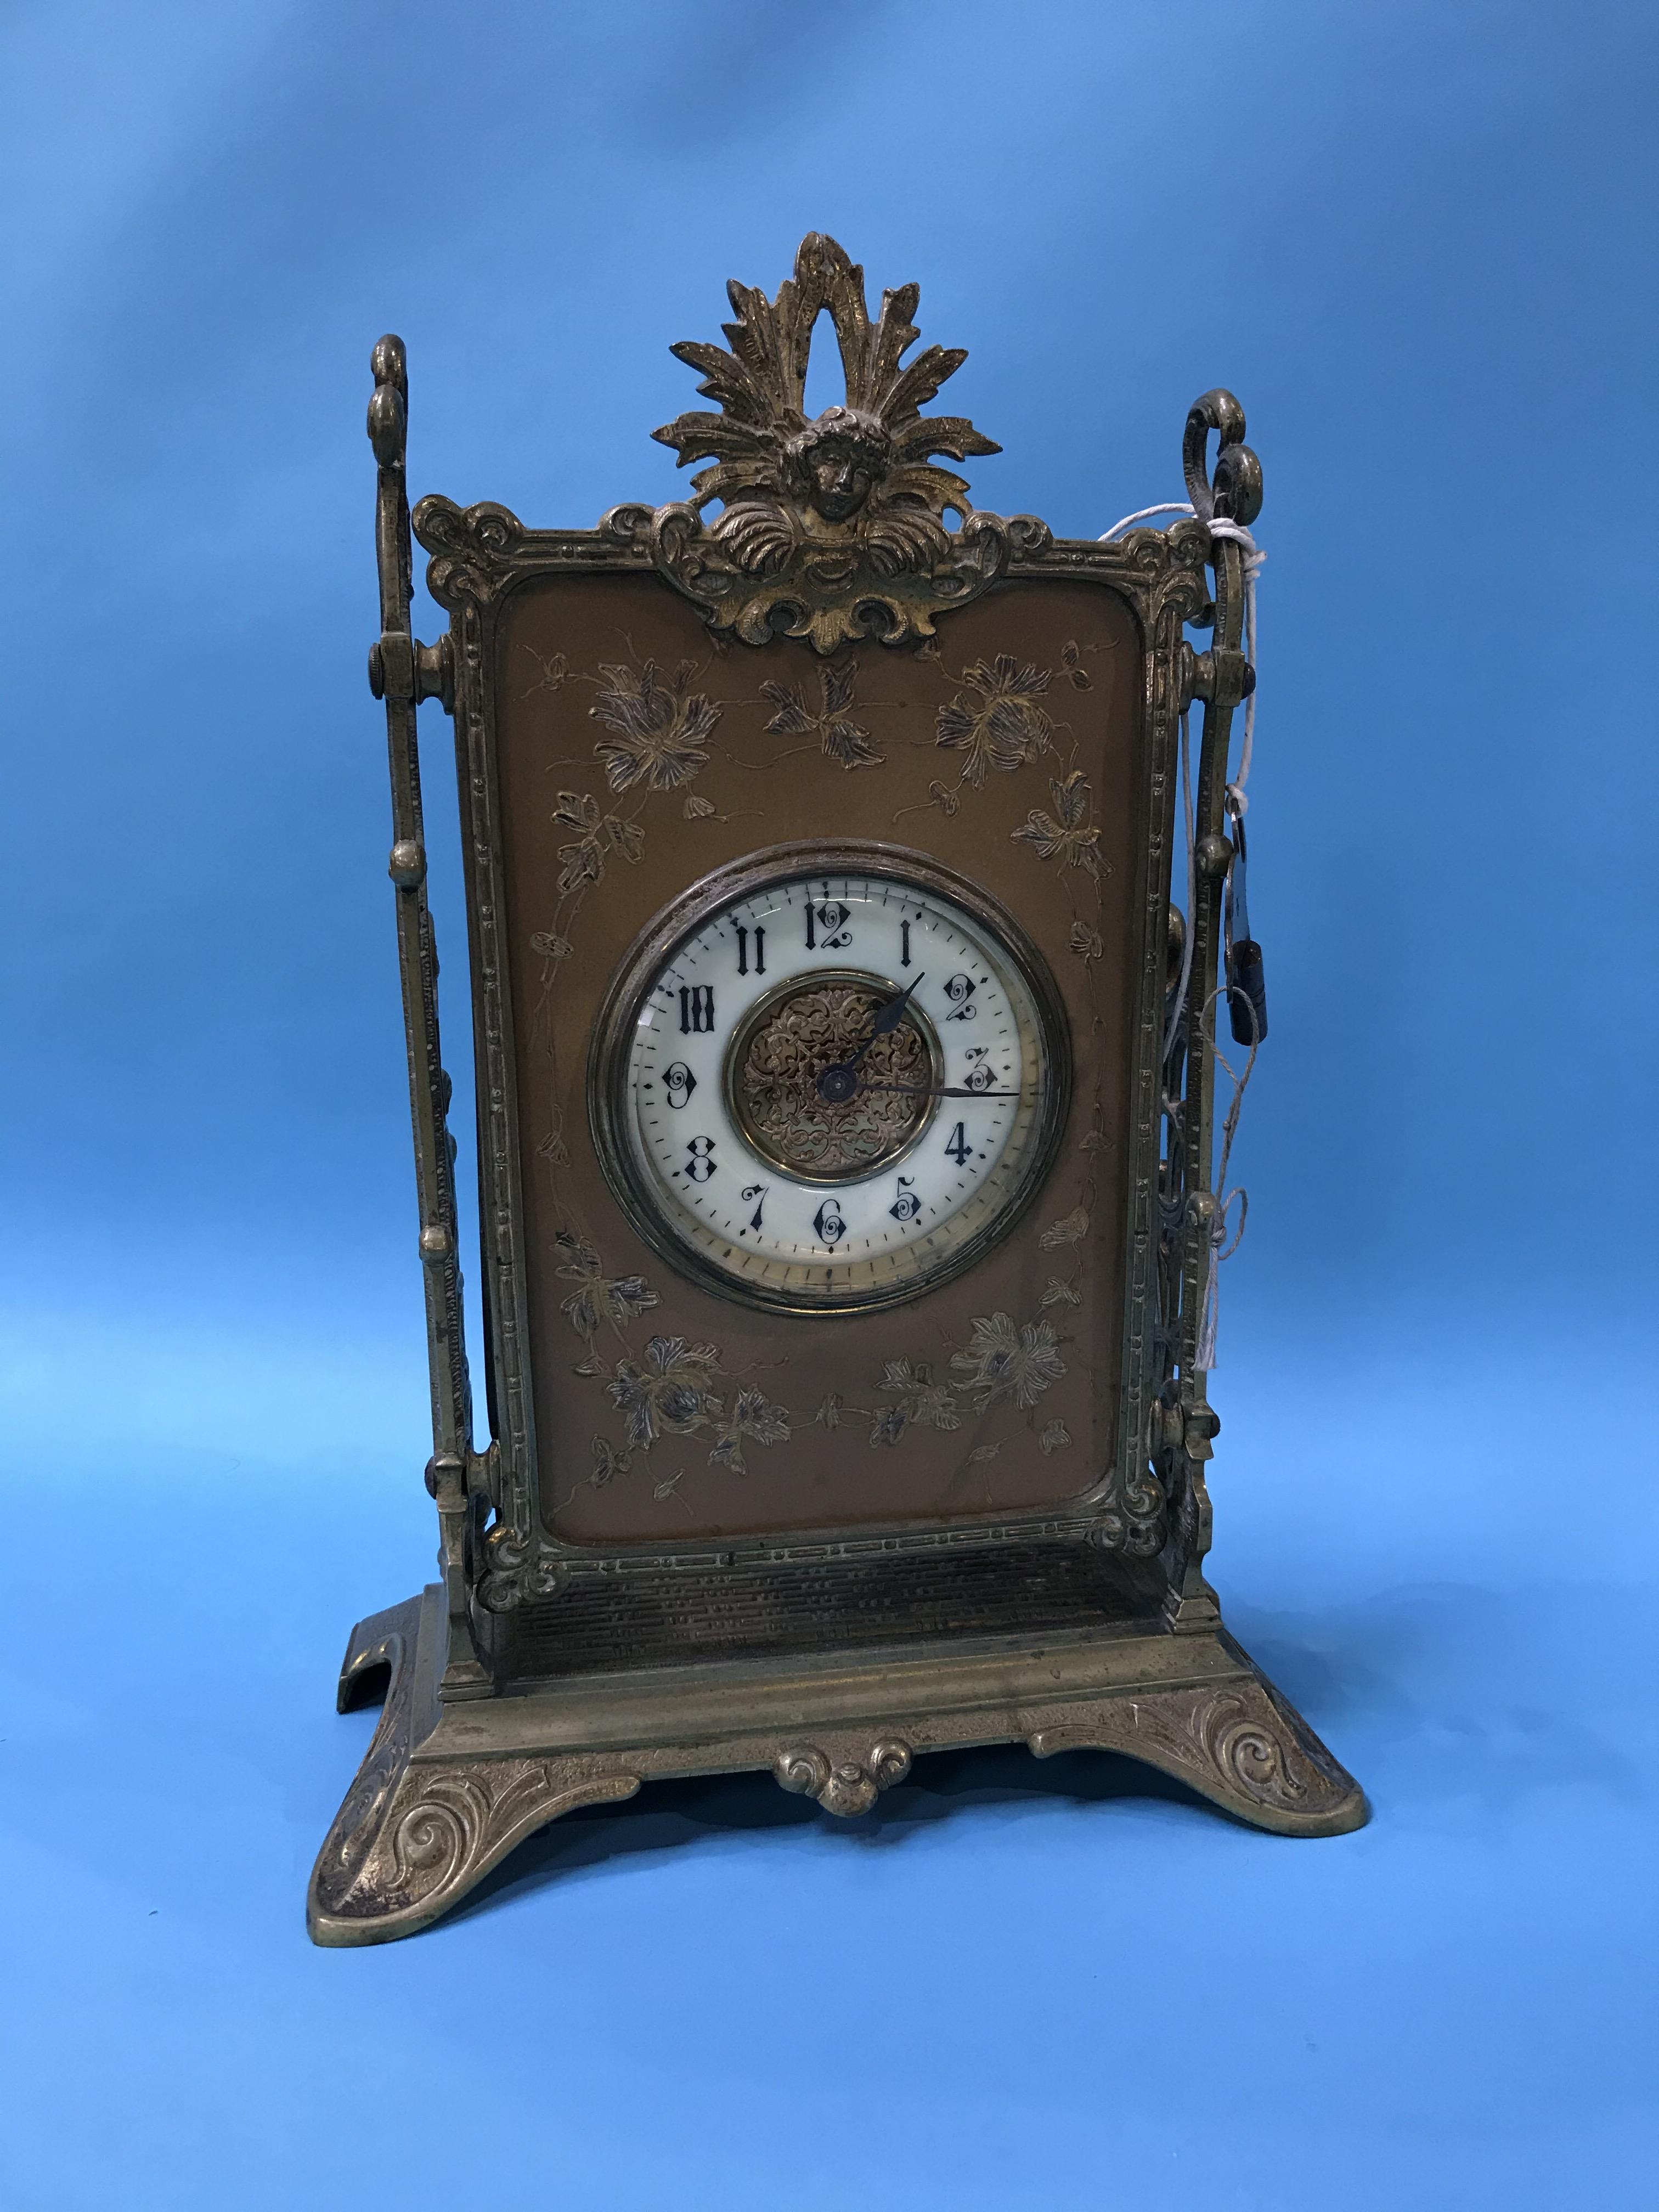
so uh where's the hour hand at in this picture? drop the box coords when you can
[861,971,925,1046]
[816,974,925,1104]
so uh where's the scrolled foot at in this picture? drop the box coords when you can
[308,1589,643,1946]
[1028,1668,1367,1838]
[309,1756,641,1946]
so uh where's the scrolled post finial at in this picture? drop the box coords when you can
[1182,388,1262,527]
[369,334,415,636]
[370,331,408,396]
[368,336,409,468]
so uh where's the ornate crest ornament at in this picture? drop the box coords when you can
[641,232,1019,650]
[309,238,1367,1946]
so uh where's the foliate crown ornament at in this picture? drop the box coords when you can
[640,232,1033,652]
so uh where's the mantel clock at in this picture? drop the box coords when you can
[308,235,1367,1946]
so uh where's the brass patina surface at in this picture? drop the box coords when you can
[313,235,1366,1945]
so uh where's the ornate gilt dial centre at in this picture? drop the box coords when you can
[726,970,940,1183]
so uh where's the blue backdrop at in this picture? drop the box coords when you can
[3,3,1655,2204]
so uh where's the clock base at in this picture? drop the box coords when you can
[307,1583,1368,1948]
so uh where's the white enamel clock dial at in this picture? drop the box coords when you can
[591,849,1070,1314]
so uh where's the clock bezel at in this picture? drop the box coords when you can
[587,839,1075,1318]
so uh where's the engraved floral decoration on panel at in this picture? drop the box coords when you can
[889,637,1111,977]
[759,659,882,770]
[934,653,1054,785]
[515,637,1105,1513]
[950,1312,1066,1411]
[555,1233,795,1503]
[552,1223,1085,1509]
[555,1236,659,1346]
[1013,769,1103,878]
[609,1335,726,1447]
[591,657,719,792]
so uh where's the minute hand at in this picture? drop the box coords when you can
[856,1080,1029,1099]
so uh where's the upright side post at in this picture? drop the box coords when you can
[1161,390,1262,1630]
[365,335,490,1696]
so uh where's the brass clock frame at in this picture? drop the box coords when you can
[308,235,1367,1947]
[588,840,1072,1314]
